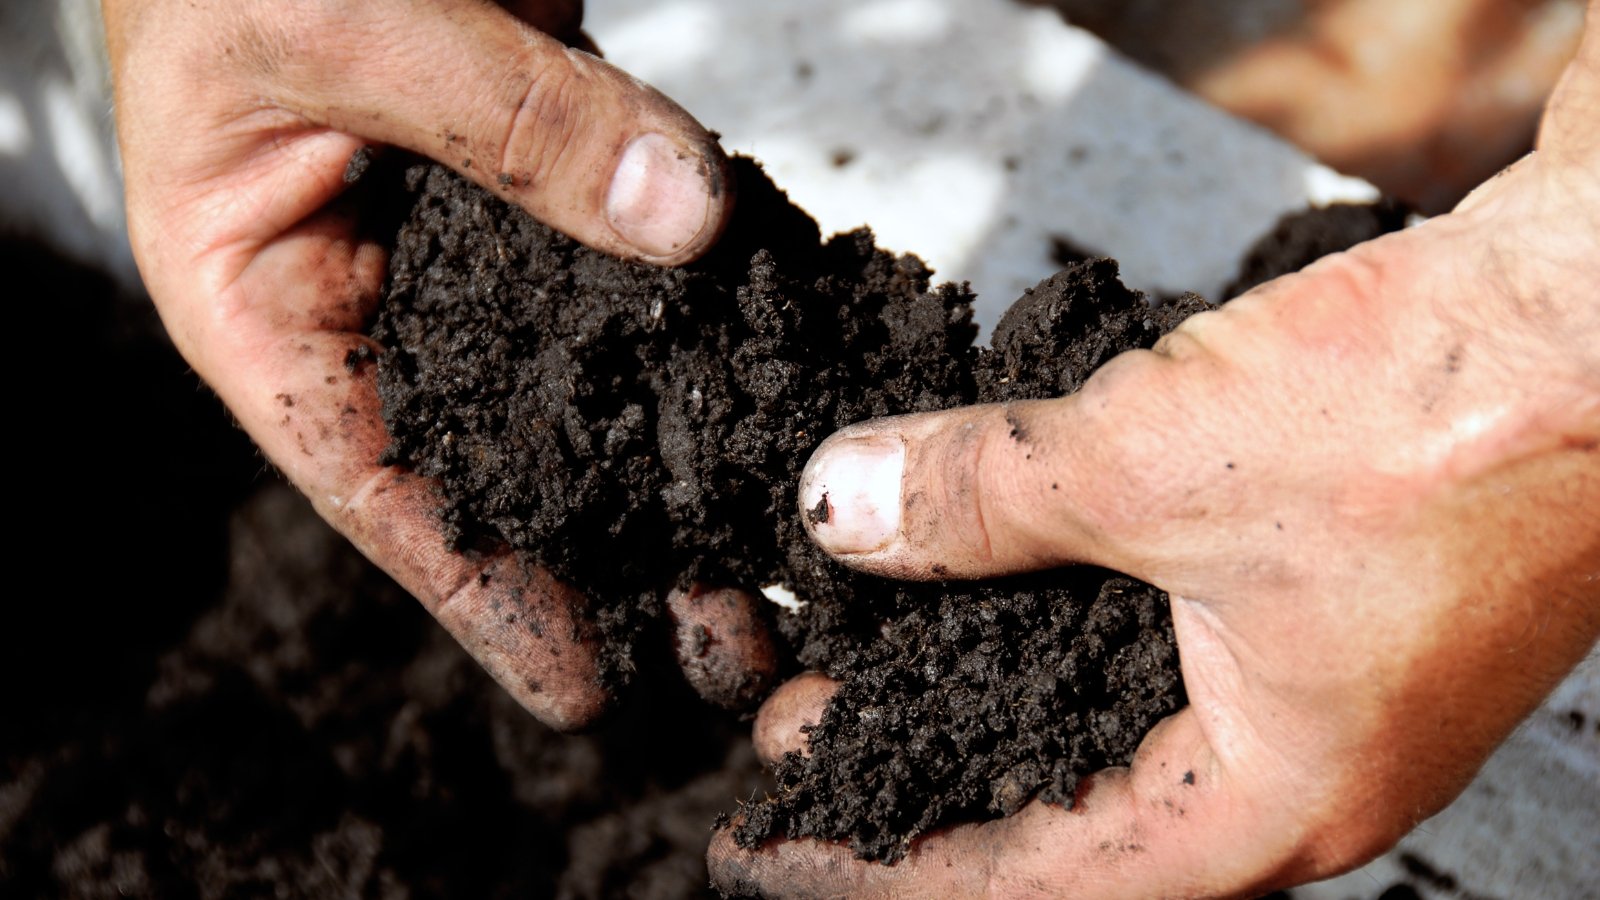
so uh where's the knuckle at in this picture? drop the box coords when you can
[974,404,1062,558]
[905,413,998,573]
[495,52,589,191]
[1068,353,1190,539]
[1149,307,1224,362]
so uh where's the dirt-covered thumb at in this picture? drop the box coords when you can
[796,396,1142,581]
[271,0,732,264]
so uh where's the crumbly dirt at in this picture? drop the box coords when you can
[374,160,1205,860]
[1225,199,1410,299]
[13,483,766,899]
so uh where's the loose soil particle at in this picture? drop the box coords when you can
[375,159,1206,860]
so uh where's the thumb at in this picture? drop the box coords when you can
[276,0,730,264]
[797,346,1216,582]
[796,399,1104,581]
[800,373,1152,576]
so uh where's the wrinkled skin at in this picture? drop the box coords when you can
[104,0,775,730]
[712,7,1600,897]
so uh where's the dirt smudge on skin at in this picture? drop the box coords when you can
[1006,406,1031,442]
[807,494,830,525]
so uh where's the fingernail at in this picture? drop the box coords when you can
[606,133,714,258]
[799,435,904,555]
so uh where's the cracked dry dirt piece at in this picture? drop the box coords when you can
[374,158,1204,861]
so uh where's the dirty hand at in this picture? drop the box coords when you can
[105,0,773,729]
[711,15,1600,898]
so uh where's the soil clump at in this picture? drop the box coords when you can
[1225,199,1410,298]
[374,160,1206,859]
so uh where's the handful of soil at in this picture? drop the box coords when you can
[373,158,1201,861]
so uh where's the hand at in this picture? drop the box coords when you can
[105,0,774,728]
[710,13,1600,896]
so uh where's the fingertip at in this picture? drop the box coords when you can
[666,583,778,710]
[605,131,732,265]
[432,554,613,732]
[707,826,896,900]
[798,428,906,557]
[513,676,611,733]
[752,672,837,766]
[300,2,732,268]
[706,827,766,899]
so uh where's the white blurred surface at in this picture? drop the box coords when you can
[0,0,136,286]
[589,0,1375,331]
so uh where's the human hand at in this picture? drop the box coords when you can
[104,0,775,728]
[710,14,1600,896]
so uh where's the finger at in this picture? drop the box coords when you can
[183,207,611,731]
[798,275,1357,586]
[750,672,836,766]
[796,350,1201,582]
[324,0,729,264]
[249,0,730,265]
[710,704,1356,899]
[665,584,780,710]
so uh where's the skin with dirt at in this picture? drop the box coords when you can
[374,159,1211,859]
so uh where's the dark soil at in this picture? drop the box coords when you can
[374,160,1205,861]
[1225,199,1410,299]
